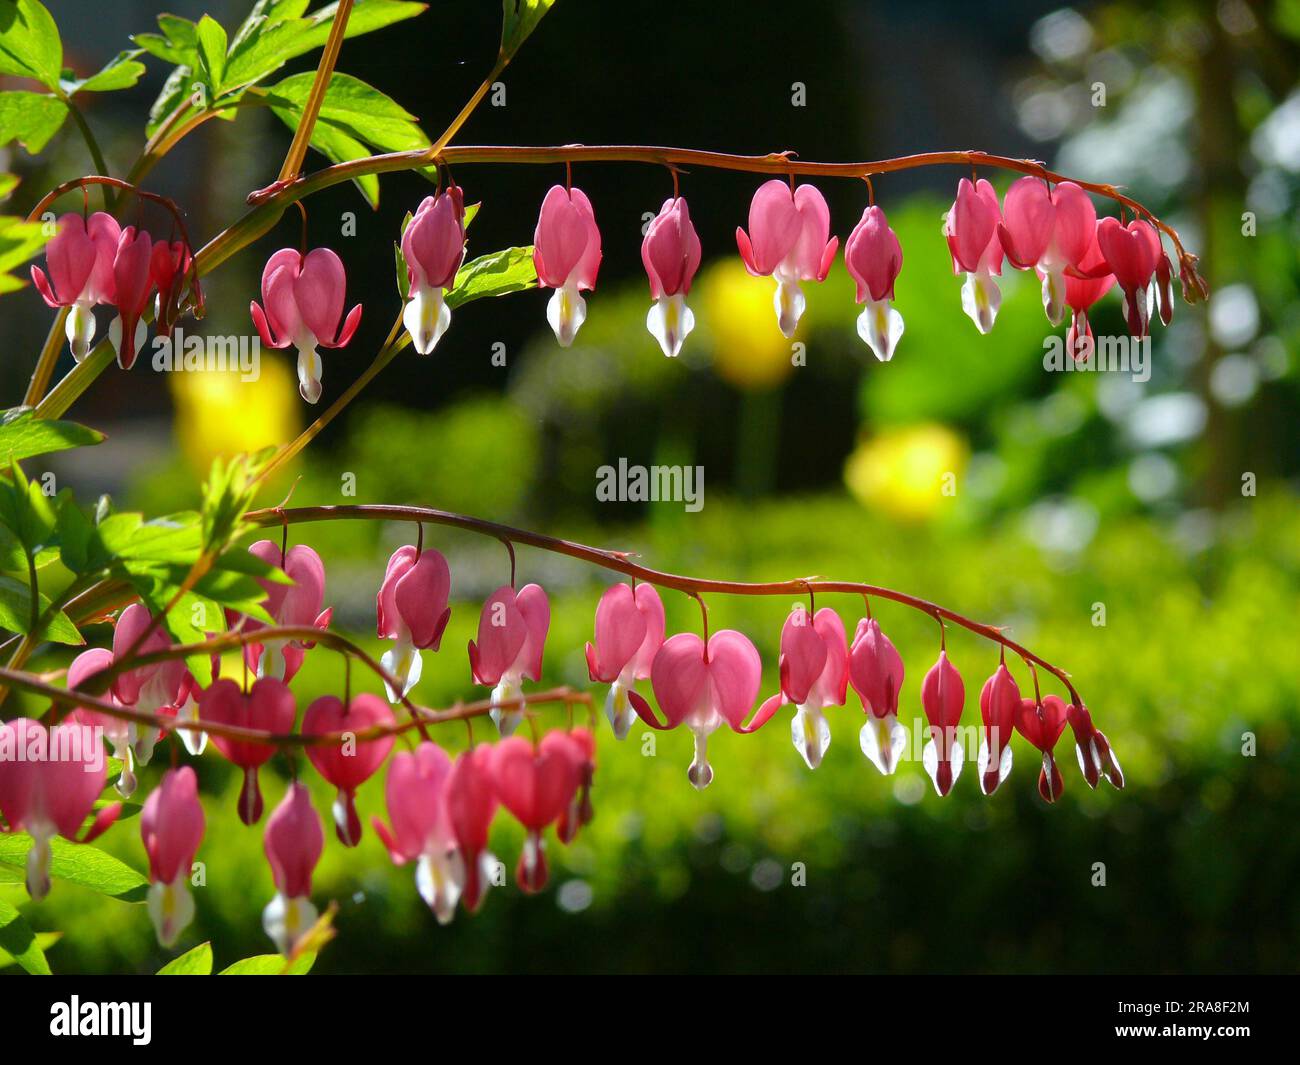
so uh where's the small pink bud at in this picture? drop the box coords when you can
[843,205,904,362]
[641,196,701,357]
[141,767,205,947]
[534,184,602,347]
[262,781,324,955]
[920,650,965,796]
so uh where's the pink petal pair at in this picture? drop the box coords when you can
[262,781,324,955]
[844,205,904,361]
[0,717,119,900]
[468,583,550,736]
[641,196,702,357]
[68,646,136,796]
[756,606,848,769]
[584,582,665,739]
[107,225,154,369]
[112,603,187,770]
[534,185,602,347]
[628,629,770,789]
[302,693,396,846]
[944,178,1004,334]
[140,766,205,946]
[997,178,1096,327]
[848,617,906,775]
[376,545,452,702]
[1064,226,1116,362]
[402,187,466,354]
[446,745,499,914]
[244,540,333,683]
[1095,217,1164,339]
[200,676,297,825]
[491,734,582,893]
[250,247,363,403]
[31,211,120,360]
[1014,694,1070,803]
[736,180,838,337]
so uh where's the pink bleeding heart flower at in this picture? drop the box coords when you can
[921,650,965,797]
[244,540,333,683]
[844,204,905,362]
[250,247,363,403]
[468,583,550,736]
[550,728,596,844]
[112,603,187,768]
[757,605,849,770]
[149,239,192,333]
[736,180,838,337]
[401,187,466,354]
[376,545,452,702]
[373,741,463,923]
[1067,702,1124,791]
[1096,217,1162,340]
[31,211,120,360]
[107,225,154,369]
[491,735,581,893]
[584,582,665,740]
[1015,694,1070,803]
[943,178,1004,334]
[628,629,769,789]
[0,718,119,901]
[534,184,602,347]
[302,693,396,846]
[67,647,135,797]
[262,781,324,956]
[140,766,205,947]
[977,661,1020,795]
[446,745,499,914]
[641,196,702,357]
[848,617,907,775]
[200,677,297,825]
[1063,226,1116,362]
[996,178,1096,327]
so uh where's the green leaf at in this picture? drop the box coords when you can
[500,0,555,61]
[0,89,68,153]
[0,214,50,292]
[0,172,18,201]
[62,49,148,95]
[447,247,538,309]
[0,898,51,975]
[0,574,82,642]
[0,835,147,902]
[0,0,63,90]
[0,458,57,554]
[157,941,213,975]
[0,409,105,462]
[0,930,59,972]
[194,15,229,96]
[219,951,317,975]
[134,14,201,67]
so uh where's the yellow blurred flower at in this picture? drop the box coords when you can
[843,422,968,522]
[699,259,796,390]
[169,354,299,475]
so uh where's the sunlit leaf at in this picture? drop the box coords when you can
[62,49,148,94]
[0,898,51,975]
[500,0,555,61]
[0,90,68,154]
[0,0,63,90]
[0,410,105,462]
[219,951,317,975]
[157,941,213,975]
[0,835,147,902]
[447,246,538,309]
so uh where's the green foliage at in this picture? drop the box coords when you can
[0,897,51,974]
[156,941,213,975]
[0,0,62,90]
[0,215,49,294]
[0,410,104,462]
[0,89,66,153]
[0,836,147,902]
[448,247,538,308]
[500,0,556,61]
[219,951,317,974]
[59,50,148,95]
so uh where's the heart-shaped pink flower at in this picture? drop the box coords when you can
[302,693,396,846]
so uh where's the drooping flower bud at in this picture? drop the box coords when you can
[401,187,466,354]
[756,605,849,770]
[549,728,596,844]
[376,545,451,702]
[844,205,904,362]
[302,693,396,846]
[141,767,205,947]
[1014,693,1070,803]
[31,211,120,360]
[67,647,135,797]
[996,178,1096,327]
[446,745,499,914]
[1095,217,1161,340]
[641,196,702,357]
[921,649,965,796]
[534,185,602,347]
[584,582,664,740]
[1067,702,1124,790]
[468,583,550,736]
[111,603,187,767]
[243,541,333,683]
[200,677,297,824]
[107,226,154,369]
[977,662,1020,795]
[262,782,324,956]
[491,735,581,893]
[848,617,906,775]
[1063,225,1115,362]
[943,178,1004,334]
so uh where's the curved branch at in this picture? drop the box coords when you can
[247,504,1083,705]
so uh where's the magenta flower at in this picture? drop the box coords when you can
[1063,226,1116,362]
[468,583,550,736]
[848,617,906,775]
[921,649,965,796]
[1015,694,1070,803]
[977,662,1020,796]
[736,180,838,337]
[401,188,466,354]
[584,582,665,739]
[943,177,1004,334]
[149,239,191,328]
[0,718,119,900]
[303,693,396,846]
[491,735,581,893]
[1096,217,1162,340]
[376,545,452,702]
[550,727,596,844]
[1067,702,1124,791]
[140,766,205,947]
[641,196,702,357]
[757,605,849,770]
[262,781,324,955]
[250,247,362,403]
[67,647,135,797]
[534,184,602,346]
[112,603,187,767]
[373,741,462,923]
[244,540,333,682]
[446,745,499,914]
[31,211,120,360]
[996,178,1096,327]
[200,677,297,825]
[844,204,905,362]
[107,225,154,369]
[628,629,770,789]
